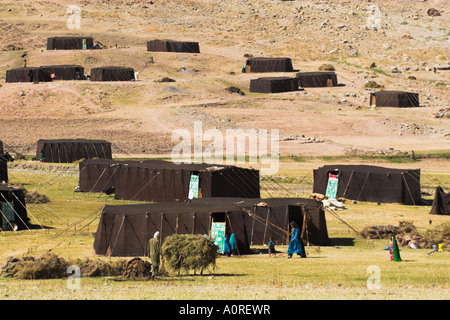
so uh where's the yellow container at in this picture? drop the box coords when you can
[438,243,445,252]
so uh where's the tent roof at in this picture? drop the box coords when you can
[38,139,110,144]
[80,158,255,172]
[315,164,418,174]
[102,197,320,216]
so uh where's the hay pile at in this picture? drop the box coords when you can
[121,257,152,279]
[360,221,450,249]
[0,253,69,279]
[24,189,50,204]
[162,234,219,275]
[1,254,127,279]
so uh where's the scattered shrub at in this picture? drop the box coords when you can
[318,64,335,71]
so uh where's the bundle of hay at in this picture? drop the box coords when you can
[0,253,70,279]
[121,258,152,279]
[360,221,450,249]
[162,234,219,275]
[24,189,50,204]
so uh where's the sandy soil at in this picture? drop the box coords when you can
[0,0,449,158]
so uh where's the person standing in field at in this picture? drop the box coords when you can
[148,231,162,280]
[229,233,237,256]
[287,221,306,258]
[388,234,402,262]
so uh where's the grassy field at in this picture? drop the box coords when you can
[0,156,449,300]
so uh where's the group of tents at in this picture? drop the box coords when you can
[1,137,448,257]
[245,57,419,108]
[0,35,440,256]
[4,36,419,108]
[5,37,202,83]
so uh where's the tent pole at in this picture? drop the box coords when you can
[356,172,370,202]
[402,173,416,205]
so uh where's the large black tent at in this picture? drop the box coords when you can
[92,197,331,257]
[244,58,294,73]
[295,72,338,87]
[0,185,29,231]
[5,67,52,83]
[146,39,200,53]
[250,77,298,93]
[313,165,422,205]
[36,139,112,163]
[78,159,260,202]
[429,186,450,215]
[90,67,135,81]
[46,37,94,50]
[41,65,85,80]
[369,91,419,108]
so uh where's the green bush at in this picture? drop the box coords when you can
[162,234,219,275]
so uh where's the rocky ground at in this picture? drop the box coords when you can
[0,0,449,158]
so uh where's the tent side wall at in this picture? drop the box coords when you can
[246,58,293,72]
[0,155,8,183]
[37,140,112,163]
[296,72,338,87]
[430,186,450,215]
[0,188,29,231]
[313,166,421,205]
[250,77,298,93]
[46,37,94,50]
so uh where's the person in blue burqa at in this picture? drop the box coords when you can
[229,233,238,256]
[224,236,231,257]
[287,221,306,258]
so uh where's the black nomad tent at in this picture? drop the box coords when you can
[0,185,29,231]
[92,197,331,257]
[313,165,422,205]
[295,72,338,87]
[78,159,260,202]
[429,186,450,215]
[5,67,52,83]
[146,39,200,53]
[36,139,112,163]
[250,77,298,93]
[90,67,135,81]
[46,37,94,50]
[244,58,294,73]
[369,91,419,108]
[41,65,85,80]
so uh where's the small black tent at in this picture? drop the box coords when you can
[36,139,112,163]
[250,77,298,93]
[146,39,200,53]
[369,91,419,108]
[46,37,94,50]
[41,65,85,80]
[245,58,294,73]
[295,72,338,87]
[0,185,29,231]
[92,197,331,257]
[430,186,450,215]
[90,67,135,81]
[313,165,421,205]
[78,159,260,202]
[5,67,52,83]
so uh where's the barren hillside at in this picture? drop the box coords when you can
[0,0,449,158]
